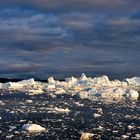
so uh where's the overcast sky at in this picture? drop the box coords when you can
[0,0,140,79]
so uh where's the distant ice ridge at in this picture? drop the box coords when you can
[0,73,140,100]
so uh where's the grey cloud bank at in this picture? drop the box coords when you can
[0,1,140,79]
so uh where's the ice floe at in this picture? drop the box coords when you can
[22,124,46,133]
[0,73,139,100]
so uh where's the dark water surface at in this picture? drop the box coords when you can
[0,92,140,140]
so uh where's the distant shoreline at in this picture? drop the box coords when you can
[0,78,65,83]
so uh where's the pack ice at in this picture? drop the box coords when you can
[0,74,139,100]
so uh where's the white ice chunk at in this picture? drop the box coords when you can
[127,89,139,100]
[126,77,140,86]
[17,78,35,86]
[79,73,88,81]
[27,89,44,94]
[48,107,70,114]
[93,113,101,118]
[55,88,66,94]
[47,84,55,89]
[65,76,78,87]
[92,75,110,86]
[0,78,35,90]
[48,77,56,84]
[80,132,94,140]
[25,100,33,103]
[22,124,46,133]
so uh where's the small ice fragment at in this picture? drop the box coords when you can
[80,132,94,140]
[22,124,46,133]
[6,135,14,139]
[54,107,70,114]
[121,135,129,139]
[128,124,134,130]
[9,111,15,114]
[19,120,27,123]
[93,113,101,118]
[0,101,5,105]
[25,100,33,103]
[97,126,103,130]
[97,108,103,114]
[135,134,140,138]
[75,102,84,107]
[128,89,139,100]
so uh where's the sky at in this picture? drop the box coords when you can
[0,0,140,80]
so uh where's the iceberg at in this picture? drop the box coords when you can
[0,74,139,100]
[0,78,35,90]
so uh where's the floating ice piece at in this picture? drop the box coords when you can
[126,77,140,86]
[0,82,11,90]
[97,126,104,131]
[48,107,70,114]
[135,134,140,138]
[79,89,99,99]
[22,124,46,133]
[126,89,139,100]
[6,135,14,139]
[55,88,65,94]
[101,87,126,99]
[92,75,110,85]
[0,78,35,90]
[27,89,44,94]
[0,83,3,89]
[0,101,5,105]
[121,135,129,139]
[48,77,56,84]
[17,78,35,86]
[128,124,134,130]
[75,102,84,107]
[80,132,94,140]
[0,74,139,100]
[93,113,101,118]
[79,73,88,81]
[54,107,70,114]
[65,76,78,87]
[47,84,55,89]
[25,100,33,103]
[97,108,103,114]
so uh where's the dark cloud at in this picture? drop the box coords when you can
[0,1,140,79]
[1,0,140,12]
